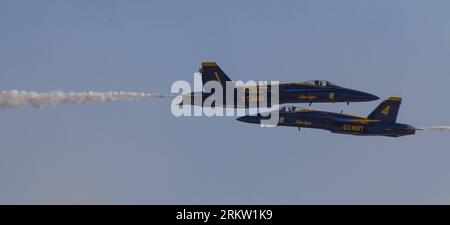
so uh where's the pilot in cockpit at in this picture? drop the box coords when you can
[282,106,296,112]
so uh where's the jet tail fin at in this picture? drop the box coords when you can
[367,97,402,124]
[200,62,232,87]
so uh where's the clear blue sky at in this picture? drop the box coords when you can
[1,0,450,204]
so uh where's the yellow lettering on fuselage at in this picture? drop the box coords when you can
[297,95,317,100]
[343,124,364,132]
[295,120,312,126]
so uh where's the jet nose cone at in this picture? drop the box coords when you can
[365,93,380,101]
[353,91,380,102]
[237,115,262,124]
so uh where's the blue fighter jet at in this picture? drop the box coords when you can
[180,62,379,108]
[237,97,417,137]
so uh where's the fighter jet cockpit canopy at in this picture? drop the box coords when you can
[305,80,337,87]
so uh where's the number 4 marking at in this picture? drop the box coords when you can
[381,106,390,116]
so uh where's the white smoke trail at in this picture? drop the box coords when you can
[418,126,450,132]
[0,90,174,110]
